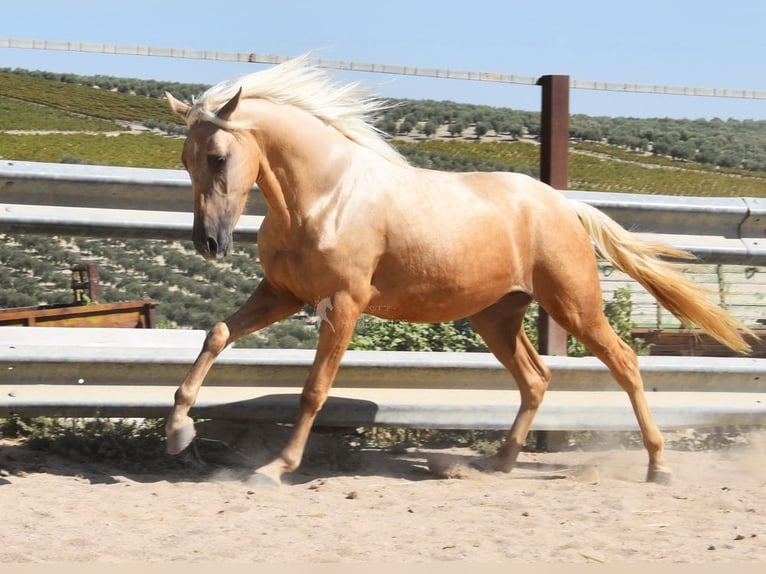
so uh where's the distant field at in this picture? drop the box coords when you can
[5,131,765,197]
[0,132,184,168]
[396,139,766,197]
[0,71,181,124]
[568,146,766,197]
[0,96,121,132]
[2,69,766,196]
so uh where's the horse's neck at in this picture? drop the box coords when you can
[251,101,361,222]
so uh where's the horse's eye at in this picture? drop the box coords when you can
[208,155,227,171]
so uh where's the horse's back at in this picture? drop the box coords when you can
[376,166,588,265]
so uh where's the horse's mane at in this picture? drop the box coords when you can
[187,54,408,166]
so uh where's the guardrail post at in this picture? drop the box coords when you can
[536,75,570,357]
[535,74,570,452]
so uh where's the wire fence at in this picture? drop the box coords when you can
[3,37,766,100]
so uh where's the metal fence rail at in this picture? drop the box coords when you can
[1,327,765,430]
[5,38,766,100]
[2,160,765,264]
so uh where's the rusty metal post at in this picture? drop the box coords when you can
[534,75,570,452]
[536,75,570,357]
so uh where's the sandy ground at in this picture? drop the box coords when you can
[1,426,765,565]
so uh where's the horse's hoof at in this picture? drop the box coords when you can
[469,454,510,474]
[427,453,475,479]
[166,423,196,455]
[246,472,281,487]
[646,466,673,485]
[468,458,492,473]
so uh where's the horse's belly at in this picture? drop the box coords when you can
[368,225,528,322]
[367,270,523,322]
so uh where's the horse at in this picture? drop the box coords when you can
[163,55,751,486]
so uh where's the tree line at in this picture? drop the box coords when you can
[380,99,766,172]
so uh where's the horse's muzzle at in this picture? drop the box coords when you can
[193,223,233,260]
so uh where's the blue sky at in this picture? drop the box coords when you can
[2,0,765,120]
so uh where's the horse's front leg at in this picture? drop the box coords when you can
[165,279,302,455]
[252,291,362,485]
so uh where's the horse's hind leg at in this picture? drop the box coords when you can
[469,292,552,473]
[580,324,671,483]
[165,279,302,455]
[537,284,671,484]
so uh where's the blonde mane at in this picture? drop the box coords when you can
[186,54,408,166]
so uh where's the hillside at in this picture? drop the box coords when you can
[0,69,764,348]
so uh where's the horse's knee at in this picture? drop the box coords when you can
[204,322,231,354]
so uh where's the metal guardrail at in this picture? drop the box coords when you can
[1,327,765,430]
[2,160,764,264]
[0,160,265,213]
[0,160,263,241]
[1,162,766,430]
[0,203,263,242]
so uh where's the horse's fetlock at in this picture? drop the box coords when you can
[526,392,545,411]
[300,387,326,414]
[173,386,197,408]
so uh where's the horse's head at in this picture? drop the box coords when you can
[165,89,258,259]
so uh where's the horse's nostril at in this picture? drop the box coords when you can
[206,237,218,255]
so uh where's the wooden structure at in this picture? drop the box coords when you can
[633,328,766,358]
[0,300,157,328]
[0,263,157,328]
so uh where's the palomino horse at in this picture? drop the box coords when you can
[164,55,751,485]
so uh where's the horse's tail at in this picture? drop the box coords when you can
[571,200,753,354]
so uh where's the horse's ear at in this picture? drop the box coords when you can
[165,91,190,118]
[217,87,242,121]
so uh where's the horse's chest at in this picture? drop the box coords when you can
[259,245,334,301]
[260,248,305,284]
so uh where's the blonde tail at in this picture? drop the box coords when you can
[571,200,753,354]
